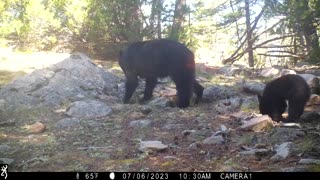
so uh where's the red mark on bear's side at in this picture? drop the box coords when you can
[186,63,195,69]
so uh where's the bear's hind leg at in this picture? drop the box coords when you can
[175,79,193,108]
[124,75,138,104]
[193,80,204,104]
[287,100,306,122]
[141,78,157,102]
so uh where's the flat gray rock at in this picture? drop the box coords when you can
[138,140,168,152]
[129,119,152,128]
[298,158,320,165]
[203,86,238,103]
[0,144,11,153]
[55,118,80,129]
[243,81,265,95]
[203,135,224,145]
[66,100,112,119]
[240,115,273,132]
[271,142,294,161]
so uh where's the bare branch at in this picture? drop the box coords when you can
[257,53,303,58]
[259,45,295,48]
[223,34,296,64]
[222,17,290,65]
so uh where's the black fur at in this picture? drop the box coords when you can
[119,39,204,108]
[258,74,310,122]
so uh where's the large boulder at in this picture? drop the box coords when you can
[259,67,280,78]
[202,85,239,103]
[243,81,265,95]
[297,74,320,94]
[0,53,120,118]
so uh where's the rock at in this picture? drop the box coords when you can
[239,148,270,156]
[278,123,302,128]
[305,69,320,76]
[196,63,217,75]
[129,111,145,119]
[270,128,305,144]
[66,100,112,119]
[298,74,320,94]
[203,86,238,103]
[259,67,280,78]
[300,111,320,122]
[214,97,242,113]
[29,122,46,133]
[230,111,251,119]
[197,77,210,82]
[203,135,224,145]
[282,166,311,172]
[0,120,15,126]
[212,126,230,137]
[0,144,11,153]
[240,96,259,111]
[182,130,197,136]
[162,124,184,130]
[270,142,294,161]
[55,118,80,129]
[220,124,228,132]
[0,158,14,165]
[148,97,172,108]
[307,94,320,106]
[129,119,152,128]
[138,140,168,152]
[243,81,265,95]
[140,105,152,115]
[110,103,126,113]
[164,156,177,160]
[296,61,310,67]
[158,87,176,97]
[280,69,296,76]
[217,66,242,76]
[187,143,198,151]
[182,130,204,141]
[298,158,320,165]
[0,53,120,115]
[84,120,103,128]
[240,115,273,132]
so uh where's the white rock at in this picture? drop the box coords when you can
[271,142,293,161]
[203,135,224,145]
[240,115,273,132]
[138,141,168,152]
[129,119,152,128]
[260,67,280,78]
[298,158,320,165]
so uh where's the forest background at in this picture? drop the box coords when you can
[0,0,319,68]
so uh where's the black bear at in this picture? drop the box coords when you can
[258,74,311,122]
[119,39,204,108]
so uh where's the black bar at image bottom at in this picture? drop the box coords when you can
[2,172,320,180]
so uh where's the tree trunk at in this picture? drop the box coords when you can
[150,0,156,34]
[150,0,163,39]
[303,21,319,52]
[126,1,143,42]
[245,0,254,67]
[170,0,186,41]
[157,0,163,39]
[157,8,162,39]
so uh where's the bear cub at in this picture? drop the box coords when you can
[119,39,204,108]
[258,74,310,122]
